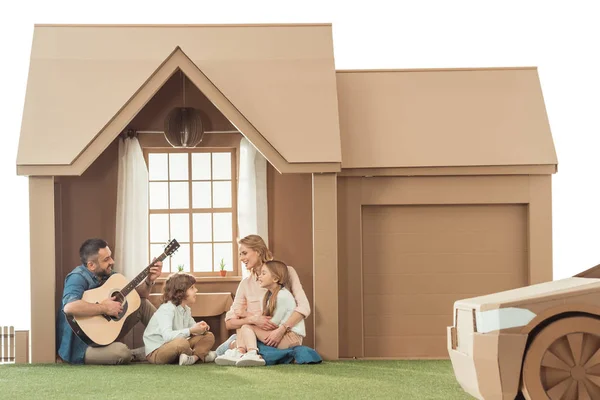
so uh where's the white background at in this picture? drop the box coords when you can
[1,0,599,330]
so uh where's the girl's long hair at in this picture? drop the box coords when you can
[238,234,273,277]
[162,272,196,306]
[262,260,290,317]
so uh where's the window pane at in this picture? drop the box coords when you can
[149,214,169,243]
[192,153,211,180]
[148,153,168,181]
[214,243,233,272]
[169,182,189,209]
[170,213,189,242]
[151,243,170,272]
[149,182,169,209]
[169,153,188,180]
[193,213,212,242]
[212,152,231,180]
[170,243,190,273]
[192,182,211,209]
[213,212,232,242]
[193,243,213,272]
[213,181,232,208]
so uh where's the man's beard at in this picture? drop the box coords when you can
[95,265,113,279]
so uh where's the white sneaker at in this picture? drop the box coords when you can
[179,353,197,366]
[215,348,242,366]
[235,350,266,367]
[204,350,217,363]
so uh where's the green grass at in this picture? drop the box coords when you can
[0,360,473,399]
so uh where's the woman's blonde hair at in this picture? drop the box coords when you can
[238,234,273,276]
[162,272,196,306]
[261,260,290,317]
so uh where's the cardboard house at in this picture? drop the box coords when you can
[16,24,558,363]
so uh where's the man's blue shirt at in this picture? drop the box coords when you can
[56,265,112,364]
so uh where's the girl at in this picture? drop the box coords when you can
[143,272,217,365]
[216,260,306,367]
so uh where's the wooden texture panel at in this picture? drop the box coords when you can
[313,174,338,359]
[362,204,528,358]
[267,165,315,348]
[29,177,56,363]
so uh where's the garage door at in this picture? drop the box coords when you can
[362,204,528,358]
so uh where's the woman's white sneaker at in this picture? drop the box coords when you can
[235,350,266,367]
[215,348,242,366]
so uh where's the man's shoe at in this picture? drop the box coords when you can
[130,347,147,362]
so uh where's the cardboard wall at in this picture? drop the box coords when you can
[267,164,315,348]
[30,177,56,363]
[337,174,553,358]
[54,142,119,312]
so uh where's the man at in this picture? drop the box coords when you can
[57,238,163,364]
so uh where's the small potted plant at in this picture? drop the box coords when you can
[177,264,185,272]
[219,258,227,277]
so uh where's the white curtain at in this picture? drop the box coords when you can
[238,137,269,278]
[115,137,149,280]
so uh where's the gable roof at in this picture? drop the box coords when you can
[17,24,342,175]
[336,67,558,170]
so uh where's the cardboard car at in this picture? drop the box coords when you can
[448,265,600,400]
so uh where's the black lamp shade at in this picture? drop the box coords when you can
[164,107,205,147]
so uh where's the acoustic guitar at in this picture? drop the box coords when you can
[66,239,180,346]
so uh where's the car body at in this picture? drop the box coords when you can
[448,265,600,400]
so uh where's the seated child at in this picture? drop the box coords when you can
[215,260,306,367]
[143,272,217,365]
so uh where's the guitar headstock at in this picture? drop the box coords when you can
[159,239,180,261]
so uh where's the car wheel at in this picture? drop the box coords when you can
[521,316,600,400]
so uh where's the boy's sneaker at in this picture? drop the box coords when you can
[235,350,266,367]
[204,350,217,363]
[179,353,197,366]
[215,348,242,366]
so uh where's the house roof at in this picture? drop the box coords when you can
[336,67,558,169]
[16,25,557,176]
[16,24,342,175]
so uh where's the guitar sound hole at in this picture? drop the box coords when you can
[109,291,128,322]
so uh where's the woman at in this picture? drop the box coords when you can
[215,234,310,365]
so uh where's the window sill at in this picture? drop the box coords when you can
[156,276,243,284]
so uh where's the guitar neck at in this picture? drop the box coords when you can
[121,252,168,296]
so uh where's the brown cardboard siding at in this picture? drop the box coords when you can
[267,164,314,348]
[30,177,56,363]
[362,204,528,358]
[54,141,119,310]
[337,175,552,359]
[312,173,339,359]
[336,69,557,169]
[337,177,364,357]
